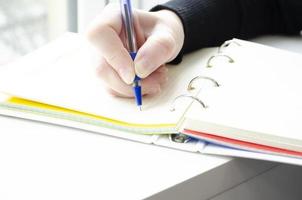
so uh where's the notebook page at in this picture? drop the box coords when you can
[183,39,302,151]
[0,92,156,142]
[0,33,214,127]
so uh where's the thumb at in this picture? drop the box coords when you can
[134,31,176,78]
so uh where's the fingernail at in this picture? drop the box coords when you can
[135,59,152,78]
[119,68,134,84]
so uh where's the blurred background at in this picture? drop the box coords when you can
[0,0,167,64]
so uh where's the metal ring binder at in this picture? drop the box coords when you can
[218,39,241,53]
[169,40,238,144]
[187,76,220,91]
[206,54,234,68]
[169,133,191,143]
[170,94,207,112]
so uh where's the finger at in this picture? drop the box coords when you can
[134,27,176,78]
[96,57,134,97]
[86,4,135,84]
[97,58,166,97]
[108,71,168,97]
[106,88,131,98]
[149,65,169,85]
[140,68,167,95]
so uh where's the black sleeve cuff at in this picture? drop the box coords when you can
[150,0,241,64]
[150,0,302,64]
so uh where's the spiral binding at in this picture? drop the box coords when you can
[169,40,240,144]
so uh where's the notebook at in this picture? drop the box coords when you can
[1,33,302,165]
[178,39,302,158]
[0,33,211,152]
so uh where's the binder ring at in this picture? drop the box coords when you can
[169,133,191,143]
[206,54,234,68]
[218,39,241,53]
[187,76,220,91]
[170,94,207,112]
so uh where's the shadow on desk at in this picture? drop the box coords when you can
[147,158,302,200]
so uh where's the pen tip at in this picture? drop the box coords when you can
[139,106,142,111]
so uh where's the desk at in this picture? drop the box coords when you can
[0,36,301,200]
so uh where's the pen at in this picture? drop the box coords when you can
[120,0,142,111]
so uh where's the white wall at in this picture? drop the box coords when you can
[77,0,106,33]
[77,0,169,33]
[47,0,69,39]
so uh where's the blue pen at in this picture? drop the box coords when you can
[120,0,142,111]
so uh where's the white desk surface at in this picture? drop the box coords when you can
[0,36,301,200]
[0,116,224,199]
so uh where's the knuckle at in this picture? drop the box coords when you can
[86,22,107,42]
[154,34,175,56]
[85,27,97,42]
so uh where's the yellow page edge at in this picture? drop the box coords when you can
[0,97,176,135]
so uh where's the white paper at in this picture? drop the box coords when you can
[183,39,302,152]
[0,33,215,127]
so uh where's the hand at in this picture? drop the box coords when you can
[86,4,184,97]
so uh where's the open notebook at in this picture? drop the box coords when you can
[1,33,302,166]
[0,33,208,135]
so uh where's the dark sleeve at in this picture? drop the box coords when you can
[151,0,302,63]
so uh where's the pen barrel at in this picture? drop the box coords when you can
[130,51,142,106]
[120,0,137,52]
[133,82,142,106]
